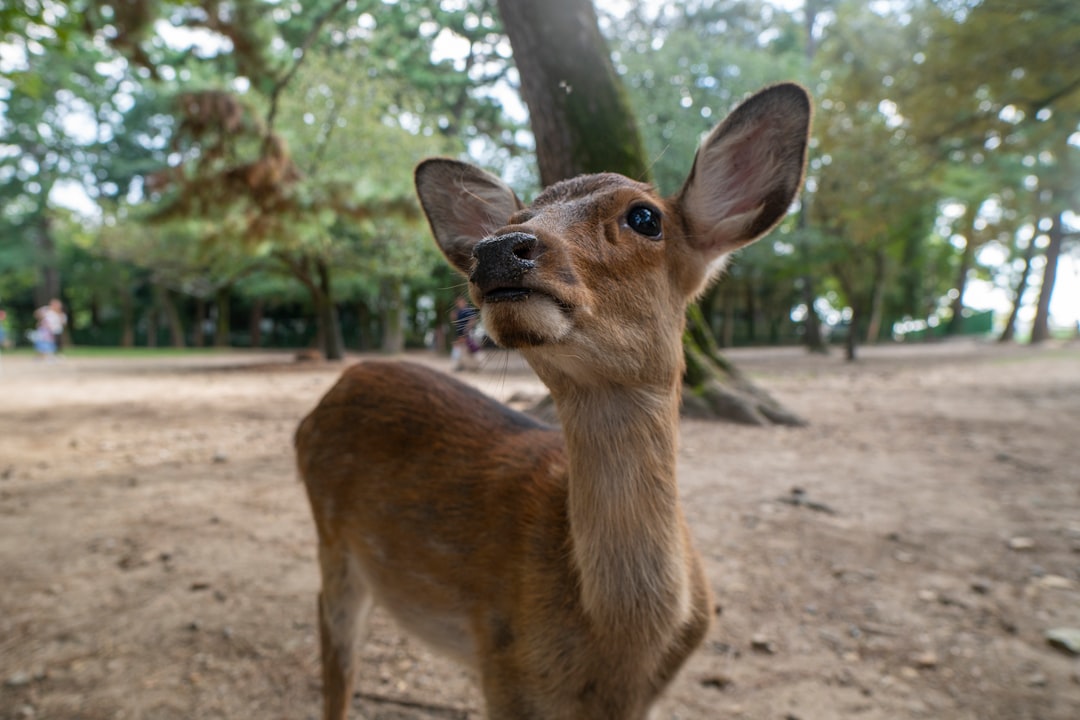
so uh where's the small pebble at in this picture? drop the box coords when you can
[1008,536,1036,551]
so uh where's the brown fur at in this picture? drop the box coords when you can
[297,83,811,719]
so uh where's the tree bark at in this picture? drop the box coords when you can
[120,291,135,348]
[249,298,264,348]
[947,209,977,336]
[157,285,186,348]
[33,211,61,309]
[380,278,406,354]
[1030,211,1064,344]
[315,259,345,360]
[214,287,231,347]
[682,305,805,426]
[998,231,1037,343]
[865,248,887,344]
[192,299,206,347]
[496,0,649,186]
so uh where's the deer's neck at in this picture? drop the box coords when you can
[555,382,692,639]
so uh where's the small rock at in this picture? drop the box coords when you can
[912,651,939,668]
[1037,574,1075,590]
[917,589,937,602]
[750,634,776,654]
[1046,628,1080,656]
[5,671,32,687]
[970,578,992,595]
[1008,536,1036,551]
[1025,672,1048,687]
[893,551,917,564]
[15,705,35,719]
[700,673,733,690]
[212,451,228,464]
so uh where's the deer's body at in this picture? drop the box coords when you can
[298,360,710,717]
[297,83,811,719]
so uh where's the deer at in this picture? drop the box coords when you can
[296,82,811,720]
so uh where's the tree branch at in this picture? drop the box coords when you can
[264,0,351,137]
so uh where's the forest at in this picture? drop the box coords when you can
[1,0,1078,361]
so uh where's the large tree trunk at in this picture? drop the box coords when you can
[498,0,803,425]
[865,249,888,344]
[120,291,135,348]
[380,278,406,354]
[33,212,61,309]
[214,287,231,348]
[1030,211,1064,344]
[947,209,977,336]
[315,259,346,360]
[682,306,804,426]
[999,229,1037,343]
[157,285,186,348]
[192,298,206,347]
[249,298,264,348]
[496,0,649,187]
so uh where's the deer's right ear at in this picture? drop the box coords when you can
[415,159,522,275]
[677,83,811,263]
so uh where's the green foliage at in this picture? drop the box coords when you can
[3,0,1075,352]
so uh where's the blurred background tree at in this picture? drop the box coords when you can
[1,0,1077,371]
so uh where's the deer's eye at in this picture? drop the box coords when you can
[626,204,662,239]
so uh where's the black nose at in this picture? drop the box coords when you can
[470,232,539,301]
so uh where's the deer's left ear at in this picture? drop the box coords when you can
[677,83,811,263]
[415,159,523,276]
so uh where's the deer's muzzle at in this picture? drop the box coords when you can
[471,232,540,303]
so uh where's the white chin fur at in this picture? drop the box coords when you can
[481,296,571,348]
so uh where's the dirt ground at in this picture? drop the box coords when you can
[1,340,1079,720]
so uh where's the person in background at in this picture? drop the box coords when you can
[33,298,67,360]
[450,296,480,371]
[0,308,10,350]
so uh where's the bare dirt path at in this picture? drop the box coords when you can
[2,341,1078,719]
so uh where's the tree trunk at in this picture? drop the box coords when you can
[157,285,186,348]
[845,302,860,362]
[315,259,346,360]
[682,306,805,426]
[865,249,887,344]
[380,278,406,354]
[120,291,135,348]
[145,308,158,348]
[797,0,828,355]
[192,299,206,347]
[800,275,828,353]
[249,298,264,348]
[947,209,977,335]
[33,212,61,308]
[744,280,758,344]
[214,287,230,347]
[496,0,649,187]
[721,285,736,348]
[1030,211,1064,344]
[998,231,1037,343]
[355,300,375,351]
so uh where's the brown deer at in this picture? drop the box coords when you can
[296,83,811,720]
